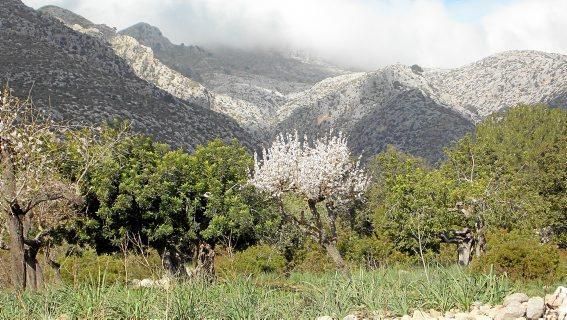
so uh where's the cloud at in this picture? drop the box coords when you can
[22,0,567,69]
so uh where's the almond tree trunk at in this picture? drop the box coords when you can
[194,243,215,281]
[25,244,43,290]
[322,240,347,272]
[161,247,187,277]
[2,146,27,290]
[7,211,26,290]
[457,239,473,266]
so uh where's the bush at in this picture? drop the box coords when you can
[216,245,286,277]
[471,230,567,282]
[339,234,395,268]
[58,249,162,285]
[291,241,336,273]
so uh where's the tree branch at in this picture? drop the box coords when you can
[278,200,319,239]
[0,226,8,250]
[23,193,65,214]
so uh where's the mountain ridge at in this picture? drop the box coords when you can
[1,0,256,152]
[16,3,567,162]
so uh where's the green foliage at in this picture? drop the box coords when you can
[338,231,396,268]
[368,146,455,255]
[58,249,162,285]
[0,266,521,319]
[63,129,277,264]
[292,240,336,273]
[471,230,567,282]
[216,245,286,277]
[367,106,567,262]
[443,105,567,244]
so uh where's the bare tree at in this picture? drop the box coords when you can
[0,87,80,290]
[251,132,369,271]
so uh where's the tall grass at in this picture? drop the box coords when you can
[0,265,524,320]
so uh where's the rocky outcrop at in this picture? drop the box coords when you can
[317,287,567,320]
[275,52,567,162]
[39,6,271,135]
[425,51,567,120]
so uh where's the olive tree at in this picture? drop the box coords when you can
[251,132,369,271]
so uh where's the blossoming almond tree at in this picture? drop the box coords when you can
[251,132,369,271]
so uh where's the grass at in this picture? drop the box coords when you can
[0,265,561,320]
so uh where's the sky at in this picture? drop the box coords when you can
[22,0,567,70]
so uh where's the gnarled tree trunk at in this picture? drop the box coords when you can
[194,243,215,281]
[161,247,187,278]
[7,210,26,290]
[322,240,347,271]
[2,145,27,290]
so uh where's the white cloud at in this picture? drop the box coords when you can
[22,0,567,69]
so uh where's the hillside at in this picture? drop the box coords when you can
[0,0,255,151]
[425,50,567,120]
[119,22,346,111]
[275,52,567,161]
[25,4,567,162]
[274,66,475,161]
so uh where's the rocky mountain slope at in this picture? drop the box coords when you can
[274,65,475,161]
[15,3,567,163]
[0,0,255,151]
[276,52,567,161]
[119,22,346,112]
[425,50,567,120]
[39,6,274,134]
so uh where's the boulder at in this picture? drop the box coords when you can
[429,309,443,318]
[454,312,475,320]
[343,315,358,320]
[495,301,527,320]
[157,276,172,290]
[526,297,545,320]
[558,303,567,320]
[546,287,567,309]
[131,278,141,288]
[479,304,493,315]
[140,278,155,288]
[413,310,432,319]
[504,293,530,306]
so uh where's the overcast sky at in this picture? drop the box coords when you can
[22,0,567,70]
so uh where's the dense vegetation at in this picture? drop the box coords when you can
[0,88,566,317]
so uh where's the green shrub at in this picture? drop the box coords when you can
[291,241,336,273]
[432,243,458,266]
[216,245,286,277]
[339,234,394,268]
[59,249,162,285]
[471,230,566,282]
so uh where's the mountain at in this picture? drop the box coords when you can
[274,51,567,161]
[38,7,277,134]
[0,0,255,151]
[425,50,567,120]
[274,66,475,161]
[119,22,346,111]
[18,3,567,163]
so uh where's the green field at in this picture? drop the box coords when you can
[1,266,561,320]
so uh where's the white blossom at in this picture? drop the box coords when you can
[251,131,369,204]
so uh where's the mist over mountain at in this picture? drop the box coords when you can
[21,0,567,71]
[2,0,566,163]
